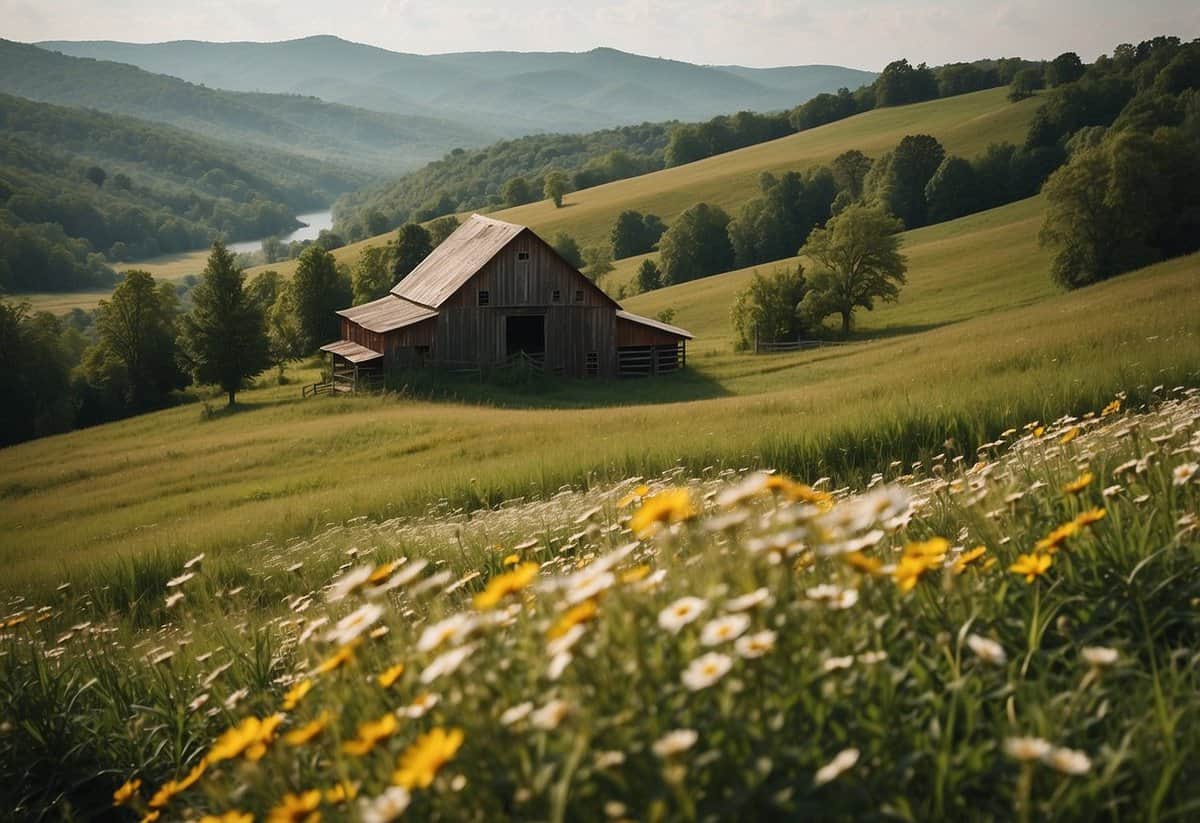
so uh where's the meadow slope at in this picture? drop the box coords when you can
[1,226,1195,588]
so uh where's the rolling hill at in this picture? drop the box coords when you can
[0,39,493,175]
[2,184,1197,585]
[221,87,1041,285]
[38,37,877,136]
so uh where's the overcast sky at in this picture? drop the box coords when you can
[4,1,1197,70]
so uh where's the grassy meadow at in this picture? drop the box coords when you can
[2,388,1197,820]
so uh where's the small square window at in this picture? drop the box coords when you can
[574,289,584,303]
[517,251,530,262]
[477,289,490,306]
[552,289,561,302]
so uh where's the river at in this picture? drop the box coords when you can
[229,209,334,255]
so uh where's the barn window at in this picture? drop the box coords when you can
[517,251,530,262]
[586,352,599,376]
[574,289,584,303]
[478,289,490,306]
[552,289,561,303]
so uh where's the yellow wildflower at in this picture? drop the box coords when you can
[1063,471,1093,495]
[112,778,141,806]
[1010,553,1052,583]
[620,564,652,584]
[393,727,464,789]
[282,679,313,711]
[894,555,934,593]
[199,813,254,823]
[377,663,406,688]
[313,642,358,675]
[1033,426,1045,438]
[284,711,331,747]
[267,790,322,823]
[207,715,282,764]
[1059,426,1081,445]
[502,554,520,567]
[368,561,400,584]
[548,600,598,640]
[1036,521,1081,552]
[905,537,950,561]
[952,546,988,574]
[844,551,883,575]
[324,781,358,804]
[617,484,651,507]
[766,475,834,508]
[629,488,697,537]
[473,562,539,610]
[141,813,161,823]
[342,713,398,756]
[147,761,206,809]
[1102,399,1121,416]
[1073,507,1106,527]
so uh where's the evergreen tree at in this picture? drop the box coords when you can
[178,241,270,406]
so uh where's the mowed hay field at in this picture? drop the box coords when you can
[1,198,1197,591]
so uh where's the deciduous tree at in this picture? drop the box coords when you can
[658,202,734,285]
[290,244,352,352]
[93,269,187,408]
[352,245,395,304]
[730,264,810,349]
[799,205,907,335]
[543,170,569,207]
[392,223,432,282]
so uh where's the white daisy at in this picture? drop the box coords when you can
[499,702,533,726]
[327,565,373,601]
[723,588,770,612]
[1042,746,1092,775]
[966,634,1007,666]
[814,748,859,786]
[1004,736,1052,762]
[358,787,412,823]
[652,728,698,757]
[735,630,777,658]
[1081,646,1119,667]
[700,614,751,646]
[530,699,571,730]
[419,643,475,684]
[325,603,384,646]
[681,652,733,691]
[658,596,707,633]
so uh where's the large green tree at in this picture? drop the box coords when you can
[867,134,945,228]
[552,232,584,269]
[0,299,74,445]
[178,241,270,406]
[93,269,187,408]
[428,215,461,246]
[658,202,734,285]
[290,245,352,352]
[635,258,663,293]
[799,205,907,335]
[392,223,433,283]
[924,156,982,223]
[831,150,873,201]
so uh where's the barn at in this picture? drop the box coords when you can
[320,214,692,385]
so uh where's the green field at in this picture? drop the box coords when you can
[1,186,1196,589]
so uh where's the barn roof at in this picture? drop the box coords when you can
[319,339,384,363]
[615,309,694,340]
[391,214,526,307]
[336,294,438,334]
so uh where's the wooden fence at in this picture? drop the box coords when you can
[754,339,841,354]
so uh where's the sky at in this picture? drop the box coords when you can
[4,0,1197,70]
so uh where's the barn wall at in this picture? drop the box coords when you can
[616,318,687,347]
[434,231,617,376]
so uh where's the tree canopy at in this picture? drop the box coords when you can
[289,245,352,352]
[799,205,907,335]
[392,223,433,283]
[658,203,734,285]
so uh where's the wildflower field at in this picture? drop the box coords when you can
[2,389,1197,821]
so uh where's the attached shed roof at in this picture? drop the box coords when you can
[319,339,384,363]
[615,310,694,340]
[391,214,525,307]
[337,294,438,334]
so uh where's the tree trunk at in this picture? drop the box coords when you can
[227,388,236,407]
[841,310,852,337]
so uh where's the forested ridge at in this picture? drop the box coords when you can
[0,94,369,293]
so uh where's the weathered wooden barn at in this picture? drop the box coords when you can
[320,214,691,385]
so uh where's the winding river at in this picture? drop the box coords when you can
[229,209,334,255]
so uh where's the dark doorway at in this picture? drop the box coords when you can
[506,314,545,356]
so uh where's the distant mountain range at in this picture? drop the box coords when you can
[37,36,878,137]
[0,39,492,176]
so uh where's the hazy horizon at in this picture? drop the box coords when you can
[5,1,1198,71]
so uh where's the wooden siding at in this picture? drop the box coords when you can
[434,232,617,376]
